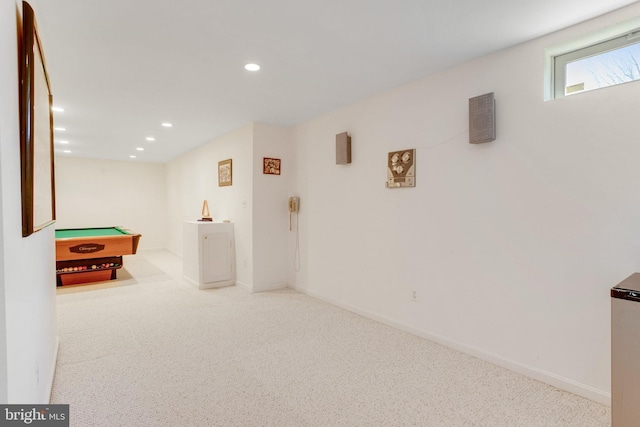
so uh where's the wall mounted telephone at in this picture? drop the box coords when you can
[289,196,301,272]
[288,197,299,231]
[288,197,299,213]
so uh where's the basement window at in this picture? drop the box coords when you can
[553,29,640,98]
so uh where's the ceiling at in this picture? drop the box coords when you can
[28,0,638,163]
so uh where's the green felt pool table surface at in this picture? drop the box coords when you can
[55,227,132,239]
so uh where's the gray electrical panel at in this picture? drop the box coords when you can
[469,92,496,144]
[336,132,351,164]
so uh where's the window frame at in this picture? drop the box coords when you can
[553,29,640,98]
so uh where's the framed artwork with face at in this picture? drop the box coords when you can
[386,149,415,188]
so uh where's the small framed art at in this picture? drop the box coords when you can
[386,149,415,188]
[218,159,232,186]
[263,158,281,175]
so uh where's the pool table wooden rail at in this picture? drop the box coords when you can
[55,227,141,261]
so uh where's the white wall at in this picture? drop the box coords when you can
[55,157,167,249]
[290,3,640,404]
[252,123,293,291]
[0,0,58,403]
[166,124,254,288]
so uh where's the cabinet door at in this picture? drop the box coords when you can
[202,232,231,283]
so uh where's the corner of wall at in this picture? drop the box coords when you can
[251,123,294,291]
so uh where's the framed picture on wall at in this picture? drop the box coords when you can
[263,157,281,175]
[20,2,56,237]
[386,149,415,188]
[218,159,232,186]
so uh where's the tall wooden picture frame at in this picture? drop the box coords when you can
[20,2,56,237]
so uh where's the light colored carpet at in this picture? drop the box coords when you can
[52,250,610,426]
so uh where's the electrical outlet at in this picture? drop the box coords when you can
[243,259,248,269]
[411,290,419,302]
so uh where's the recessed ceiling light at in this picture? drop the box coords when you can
[51,106,64,112]
[129,155,137,159]
[136,147,144,151]
[57,140,69,144]
[146,137,155,141]
[63,150,71,153]
[54,127,66,131]
[161,122,172,128]
[244,63,260,71]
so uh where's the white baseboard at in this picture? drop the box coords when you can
[293,286,611,406]
[181,275,198,288]
[47,336,60,403]
[234,281,288,293]
[235,281,252,292]
[252,281,288,293]
[182,275,234,290]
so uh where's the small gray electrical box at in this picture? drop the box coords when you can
[469,92,496,144]
[336,132,352,164]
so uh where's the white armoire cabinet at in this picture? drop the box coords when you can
[182,221,235,289]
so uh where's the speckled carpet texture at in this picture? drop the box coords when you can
[52,250,610,426]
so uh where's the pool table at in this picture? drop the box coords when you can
[55,226,141,286]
